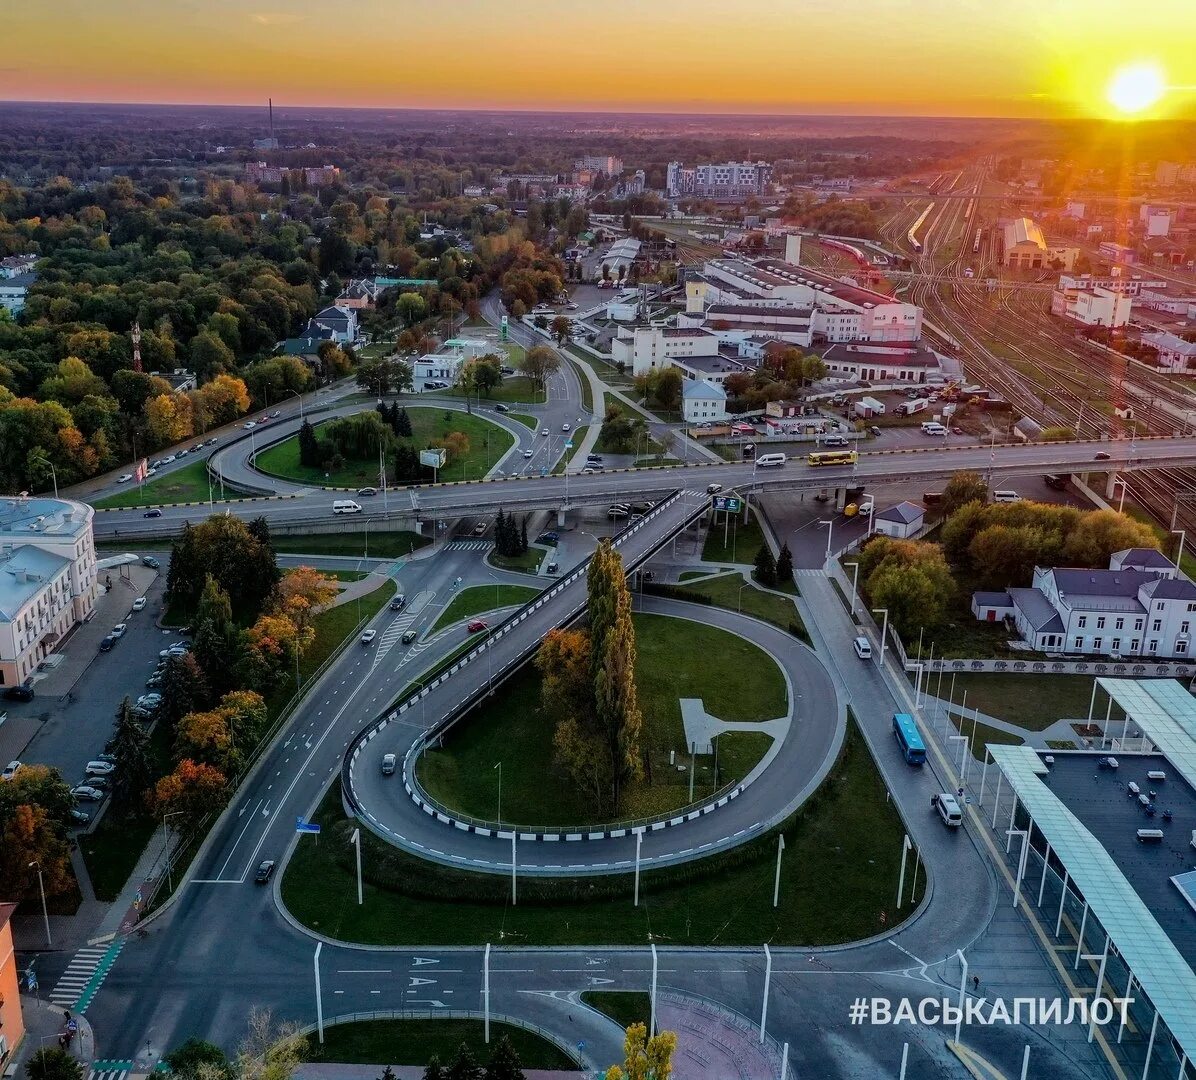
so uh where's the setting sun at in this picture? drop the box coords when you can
[1106,62,1166,114]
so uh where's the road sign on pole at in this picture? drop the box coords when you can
[712,495,743,515]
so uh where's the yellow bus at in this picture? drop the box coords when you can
[807,449,858,467]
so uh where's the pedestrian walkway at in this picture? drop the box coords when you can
[88,1060,134,1080]
[10,995,96,1077]
[656,991,785,1080]
[445,539,494,551]
[48,939,124,1011]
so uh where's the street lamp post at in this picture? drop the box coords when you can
[162,811,183,894]
[845,560,860,616]
[28,860,50,946]
[818,519,833,569]
[1113,477,1128,514]
[737,580,751,614]
[872,607,889,668]
[1173,529,1187,572]
[287,388,305,421]
[494,761,502,826]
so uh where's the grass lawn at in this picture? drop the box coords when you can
[581,992,651,1032]
[712,730,773,781]
[634,455,679,469]
[417,612,787,826]
[703,510,766,565]
[673,572,808,643]
[271,532,430,559]
[302,1019,576,1069]
[430,584,540,633]
[564,355,595,412]
[93,459,250,509]
[507,412,539,430]
[282,715,913,947]
[441,377,544,405]
[487,547,546,573]
[254,408,514,486]
[942,673,1119,731]
[949,711,1025,758]
[1046,739,1078,749]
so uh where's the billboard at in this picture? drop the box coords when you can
[500,315,509,341]
[420,448,447,469]
[712,495,743,514]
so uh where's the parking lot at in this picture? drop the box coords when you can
[0,559,170,820]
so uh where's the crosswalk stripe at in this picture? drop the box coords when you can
[49,938,125,1013]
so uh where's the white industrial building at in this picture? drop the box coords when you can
[595,238,641,283]
[1143,332,1196,372]
[971,548,1196,658]
[0,498,99,689]
[1050,283,1132,328]
[681,379,727,424]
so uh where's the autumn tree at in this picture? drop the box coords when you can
[273,566,337,631]
[940,470,988,517]
[176,708,237,773]
[0,804,73,903]
[150,759,228,821]
[145,392,194,446]
[518,345,561,391]
[1063,508,1159,567]
[603,1024,678,1080]
[442,430,471,463]
[550,315,571,344]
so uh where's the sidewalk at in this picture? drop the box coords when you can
[10,995,96,1077]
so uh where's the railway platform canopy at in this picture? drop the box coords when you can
[985,677,1196,1077]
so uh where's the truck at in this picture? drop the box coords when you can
[896,398,929,417]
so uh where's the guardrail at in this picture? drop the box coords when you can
[341,491,714,845]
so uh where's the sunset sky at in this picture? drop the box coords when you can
[4,0,1194,119]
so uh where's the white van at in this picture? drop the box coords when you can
[992,490,1021,503]
[933,792,963,827]
[755,453,787,468]
[920,421,947,436]
[853,636,872,659]
[333,500,362,514]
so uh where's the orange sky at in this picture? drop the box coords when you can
[3,0,1194,118]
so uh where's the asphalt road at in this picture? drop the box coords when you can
[90,431,1196,544]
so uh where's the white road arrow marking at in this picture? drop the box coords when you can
[408,977,437,987]
[412,957,439,966]
[587,977,615,986]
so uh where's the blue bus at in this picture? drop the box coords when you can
[893,713,926,765]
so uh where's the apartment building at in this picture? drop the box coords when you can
[666,161,772,198]
[0,497,98,688]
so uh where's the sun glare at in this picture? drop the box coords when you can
[1106,62,1165,115]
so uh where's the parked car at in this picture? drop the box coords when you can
[472,521,487,536]
[467,619,488,633]
[142,556,160,569]
[85,761,116,777]
[254,860,276,884]
[360,629,377,645]
[401,629,418,644]
[3,686,34,702]
[2,761,22,782]
[381,753,397,776]
[188,445,203,454]
[537,531,560,546]
[70,809,91,824]
[99,635,117,652]
[150,459,165,470]
[70,785,104,802]
[144,508,162,518]
[132,597,147,612]
[389,595,406,612]
[270,411,282,419]
[146,675,163,689]
[951,426,964,435]
[117,473,133,484]
[111,623,128,639]
[162,455,176,464]
[244,421,257,429]
[869,425,883,437]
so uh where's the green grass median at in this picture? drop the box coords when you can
[429,584,540,633]
[281,714,914,947]
[93,459,249,509]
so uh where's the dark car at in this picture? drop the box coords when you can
[254,860,276,885]
[493,403,510,412]
[98,635,117,652]
[142,556,160,570]
[357,487,378,497]
[1094,451,1111,461]
[144,508,162,518]
[389,595,406,612]
[536,531,560,546]
[3,685,34,702]
[467,619,488,633]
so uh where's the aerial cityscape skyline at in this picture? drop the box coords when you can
[2,0,1194,119]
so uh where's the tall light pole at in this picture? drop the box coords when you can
[860,490,874,542]
[349,828,363,905]
[313,942,325,1044]
[1172,529,1186,572]
[494,761,502,826]
[818,519,833,570]
[162,811,183,894]
[1112,477,1128,514]
[872,607,889,668]
[844,560,860,616]
[28,861,50,946]
[286,388,305,421]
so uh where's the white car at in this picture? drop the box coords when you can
[131,597,147,612]
[523,449,534,458]
[360,629,377,645]
[70,785,104,802]
[541,428,550,436]
[111,623,128,639]
[117,473,133,484]
[561,423,571,432]
[244,421,257,429]
[145,468,158,477]
[85,760,115,776]
[162,455,176,464]
[1,760,21,782]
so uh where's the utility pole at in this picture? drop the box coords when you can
[773,834,785,908]
[350,828,362,905]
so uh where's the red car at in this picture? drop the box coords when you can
[467,620,488,633]
[950,426,963,435]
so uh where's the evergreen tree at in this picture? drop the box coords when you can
[192,576,241,695]
[445,1044,483,1080]
[519,516,528,554]
[378,1067,397,1080]
[245,517,282,607]
[754,544,777,587]
[494,508,509,555]
[159,653,210,733]
[775,542,794,586]
[166,522,197,604]
[483,1035,525,1080]
[297,419,322,468]
[422,1061,445,1080]
[393,444,420,483]
[396,406,413,438]
[109,698,151,809]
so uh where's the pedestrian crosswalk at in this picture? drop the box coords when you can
[372,589,435,669]
[50,938,124,1012]
[445,540,494,551]
[793,568,826,577]
[88,1060,133,1080]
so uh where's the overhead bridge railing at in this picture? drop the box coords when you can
[341,489,711,827]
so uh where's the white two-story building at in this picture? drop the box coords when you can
[971,548,1196,659]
